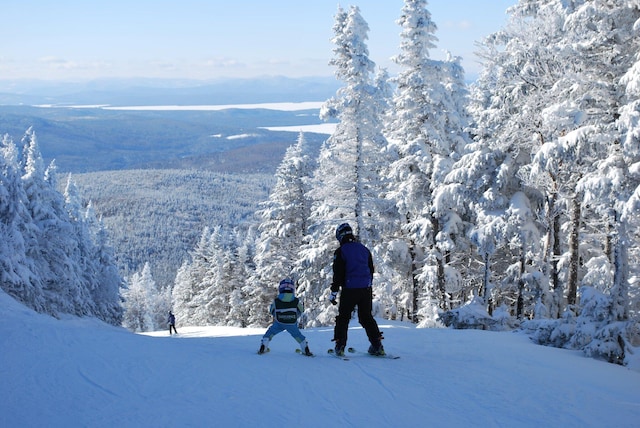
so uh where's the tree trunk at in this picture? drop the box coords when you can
[410,239,420,323]
[611,212,629,321]
[605,216,613,263]
[544,193,563,318]
[552,205,562,318]
[543,193,562,318]
[516,249,526,319]
[567,197,580,307]
[482,252,493,316]
[431,213,447,310]
[354,124,365,239]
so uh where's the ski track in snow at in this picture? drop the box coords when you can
[2,290,640,427]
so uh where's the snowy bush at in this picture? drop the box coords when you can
[582,322,628,365]
[416,302,444,328]
[438,296,498,330]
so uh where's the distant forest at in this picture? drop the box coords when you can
[0,104,327,173]
[70,169,275,288]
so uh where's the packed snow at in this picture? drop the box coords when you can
[2,290,639,427]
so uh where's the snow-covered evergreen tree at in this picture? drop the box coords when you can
[172,228,217,326]
[228,226,257,327]
[201,226,231,325]
[122,263,157,332]
[172,225,247,327]
[474,0,640,365]
[171,260,195,326]
[21,129,97,317]
[385,0,472,321]
[87,205,124,326]
[617,51,640,322]
[1,129,122,324]
[0,134,40,310]
[64,175,123,325]
[251,132,315,326]
[295,5,394,326]
[465,0,570,318]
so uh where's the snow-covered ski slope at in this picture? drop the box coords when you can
[2,289,639,427]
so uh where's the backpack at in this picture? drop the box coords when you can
[273,297,299,324]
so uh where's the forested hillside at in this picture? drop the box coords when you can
[70,169,274,288]
[0,104,327,173]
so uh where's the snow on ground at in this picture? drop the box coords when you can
[2,289,639,428]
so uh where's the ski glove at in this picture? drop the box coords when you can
[329,291,338,305]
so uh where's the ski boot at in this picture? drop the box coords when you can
[258,337,270,354]
[368,334,385,356]
[299,339,313,356]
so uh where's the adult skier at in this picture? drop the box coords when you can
[168,311,178,335]
[330,223,384,356]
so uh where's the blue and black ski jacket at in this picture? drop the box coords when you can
[331,236,374,292]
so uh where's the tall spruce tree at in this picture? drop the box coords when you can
[21,129,96,317]
[0,134,40,310]
[251,132,315,327]
[385,0,472,321]
[1,130,122,324]
[122,263,156,332]
[464,0,569,318]
[171,228,213,326]
[295,5,393,326]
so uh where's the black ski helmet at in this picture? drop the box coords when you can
[335,223,353,243]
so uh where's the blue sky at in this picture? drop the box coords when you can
[1,0,516,81]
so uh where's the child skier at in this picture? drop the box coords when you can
[258,278,312,356]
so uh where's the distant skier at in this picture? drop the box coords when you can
[330,223,384,356]
[258,278,312,356]
[168,311,178,335]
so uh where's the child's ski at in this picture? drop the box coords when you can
[327,349,349,360]
[347,347,400,359]
[295,349,315,357]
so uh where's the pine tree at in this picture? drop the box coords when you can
[171,260,195,327]
[228,226,257,327]
[172,228,217,326]
[122,263,157,332]
[466,0,571,317]
[200,226,230,325]
[251,132,315,326]
[21,129,96,317]
[0,134,41,310]
[296,5,393,325]
[87,205,123,326]
[385,0,472,320]
[616,53,640,322]
[1,130,122,324]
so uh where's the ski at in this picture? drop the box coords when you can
[347,347,400,359]
[295,348,315,357]
[327,349,350,360]
[257,347,270,355]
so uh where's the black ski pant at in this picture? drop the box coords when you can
[169,324,178,334]
[334,287,381,346]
